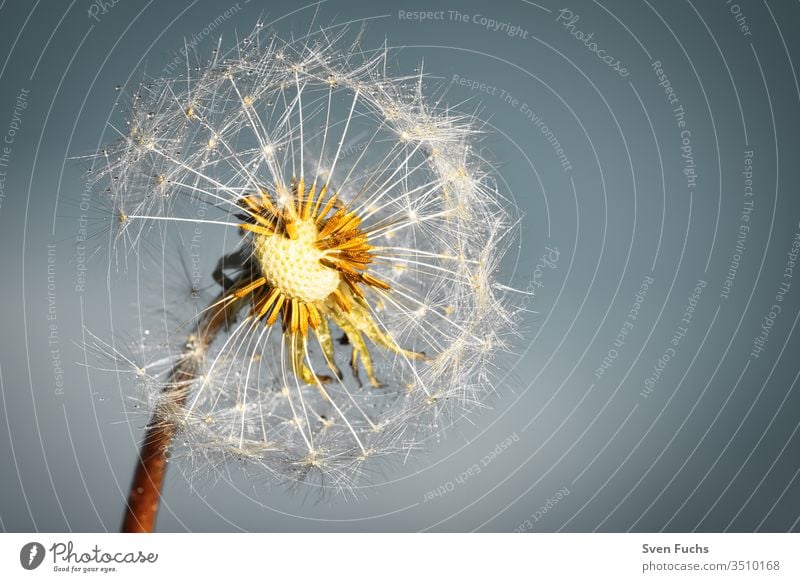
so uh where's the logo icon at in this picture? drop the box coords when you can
[20,542,45,570]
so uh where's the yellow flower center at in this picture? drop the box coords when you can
[228,180,425,386]
[252,218,340,303]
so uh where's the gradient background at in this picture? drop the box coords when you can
[1,0,799,532]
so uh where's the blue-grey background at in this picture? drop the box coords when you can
[1,0,799,532]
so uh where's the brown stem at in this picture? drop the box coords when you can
[122,293,236,533]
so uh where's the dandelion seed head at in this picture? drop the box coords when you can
[94,24,518,491]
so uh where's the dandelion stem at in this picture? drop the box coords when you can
[121,291,238,533]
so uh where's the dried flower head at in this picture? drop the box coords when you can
[95,26,516,491]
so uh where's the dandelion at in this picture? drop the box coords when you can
[93,25,515,532]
